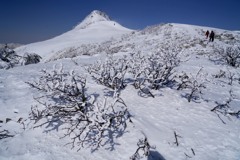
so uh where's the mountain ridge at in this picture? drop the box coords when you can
[14,10,240,62]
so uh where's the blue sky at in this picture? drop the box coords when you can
[0,0,239,44]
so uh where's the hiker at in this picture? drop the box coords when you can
[205,30,209,38]
[209,31,215,42]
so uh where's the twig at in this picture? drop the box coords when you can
[191,148,195,156]
[184,153,192,158]
[174,131,181,146]
[216,113,226,124]
[228,111,240,117]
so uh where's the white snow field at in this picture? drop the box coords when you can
[1,10,240,160]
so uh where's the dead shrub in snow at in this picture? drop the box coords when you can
[145,48,180,90]
[0,44,20,69]
[86,48,180,98]
[128,48,180,90]
[213,46,240,67]
[22,53,42,65]
[213,69,239,85]
[0,129,14,140]
[127,50,179,97]
[0,44,42,69]
[127,52,146,88]
[86,55,128,91]
[213,69,226,79]
[130,134,156,160]
[176,68,206,102]
[211,90,240,119]
[27,65,132,151]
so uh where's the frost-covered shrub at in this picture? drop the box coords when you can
[217,32,236,44]
[0,129,13,140]
[213,69,239,85]
[145,49,180,90]
[26,65,89,113]
[224,46,240,67]
[50,40,128,61]
[127,52,146,88]
[211,90,240,119]
[87,48,181,97]
[106,45,123,54]
[27,65,132,150]
[0,45,42,69]
[0,118,21,140]
[213,46,240,67]
[0,59,9,69]
[0,123,14,140]
[50,44,101,61]
[130,135,156,160]
[0,45,16,62]
[213,69,226,78]
[0,44,20,69]
[86,55,128,90]
[22,53,42,65]
[140,23,166,35]
[128,47,180,93]
[176,68,206,102]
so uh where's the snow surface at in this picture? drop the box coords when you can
[1,10,240,160]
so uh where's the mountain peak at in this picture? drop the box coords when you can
[74,10,111,30]
[89,10,111,20]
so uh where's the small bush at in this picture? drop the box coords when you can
[22,53,42,65]
[214,46,240,67]
[176,68,206,102]
[86,55,128,91]
[130,134,156,160]
[0,44,20,69]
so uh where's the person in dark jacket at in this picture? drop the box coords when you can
[209,31,215,42]
[205,30,209,38]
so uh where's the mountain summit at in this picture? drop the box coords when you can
[15,10,132,61]
[74,10,112,29]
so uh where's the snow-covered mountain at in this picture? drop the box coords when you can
[15,12,240,63]
[15,10,132,61]
[46,22,239,63]
[1,10,240,160]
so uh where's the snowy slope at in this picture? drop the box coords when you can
[15,10,132,61]
[43,23,240,62]
[1,11,240,160]
[0,52,240,160]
